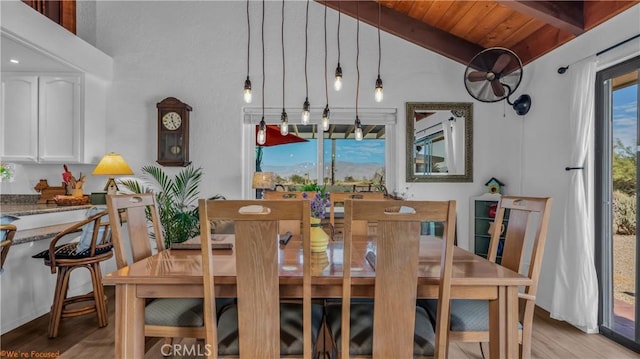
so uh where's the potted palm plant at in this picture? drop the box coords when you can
[119,165,203,248]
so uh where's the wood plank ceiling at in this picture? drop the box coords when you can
[317,0,639,66]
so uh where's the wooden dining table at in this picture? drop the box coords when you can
[103,235,531,359]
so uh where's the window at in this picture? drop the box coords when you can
[244,108,396,197]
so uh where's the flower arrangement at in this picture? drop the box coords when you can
[0,162,15,182]
[62,164,86,195]
[303,190,331,219]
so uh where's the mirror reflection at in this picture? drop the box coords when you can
[406,102,473,182]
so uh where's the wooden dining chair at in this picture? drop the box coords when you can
[326,199,457,358]
[421,196,552,359]
[106,193,205,340]
[262,191,305,236]
[198,199,323,358]
[0,223,17,274]
[31,209,112,338]
[328,192,384,238]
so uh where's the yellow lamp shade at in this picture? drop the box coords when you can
[92,153,133,195]
[93,153,134,176]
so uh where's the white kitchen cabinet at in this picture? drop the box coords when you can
[1,73,84,163]
[0,74,38,162]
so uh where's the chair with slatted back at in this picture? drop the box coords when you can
[420,196,552,359]
[32,209,113,338]
[263,191,305,236]
[326,199,457,358]
[0,224,17,274]
[106,193,205,340]
[198,199,323,358]
[329,192,384,238]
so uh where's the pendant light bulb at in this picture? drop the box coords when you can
[301,98,310,124]
[322,105,330,131]
[334,63,343,91]
[374,76,383,103]
[354,116,363,141]
[244,77,252,103]
[280,110,289,136]
[257,118,266,145]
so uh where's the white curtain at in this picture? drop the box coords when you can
[443,123,456,173]
[550,57,599,333]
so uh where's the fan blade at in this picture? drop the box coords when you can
[492,53,511,74]
[491,79,506,98]
[467,71,487,82]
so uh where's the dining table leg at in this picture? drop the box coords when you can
[488,285,520,359]
[114,283,145,359]
[505,285,520,358]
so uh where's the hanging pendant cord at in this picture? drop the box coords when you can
[305,0,309,98]
[282,0,285,110]
[324,4,328,104]
[337,0,341,65]
[261,0,265,114]
[246,0,250,78]
[356,1,360,117]
[377,2,381,77]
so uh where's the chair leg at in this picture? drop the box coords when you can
[162,337,175,357]
[49,267,72,338]
[89,262,108,328]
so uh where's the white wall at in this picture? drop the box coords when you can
[91,0,483,245]
[514,5,640,314]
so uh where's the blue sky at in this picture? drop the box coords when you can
[613,84,637,150]
[261,139,385,166]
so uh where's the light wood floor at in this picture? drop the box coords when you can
[1,286,638,358]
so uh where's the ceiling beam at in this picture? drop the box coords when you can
[498,1,584,35]
[511,24,575,65]
[583,1,639,30]
[316,0,484,66]
[363,125,377,137]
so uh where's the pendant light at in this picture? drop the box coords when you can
[280,0,289,136]
[354,1,363,141]
[243,0,252,103]
[334,0,343,91]
[374,1,383,103]
[301,0,310,125]
[322,3,330,131]
[256,0,266,145]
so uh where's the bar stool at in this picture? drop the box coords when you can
[32,209,113,338]
[0,222,17,274]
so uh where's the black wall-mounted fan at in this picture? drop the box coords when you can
[464,47,531,115]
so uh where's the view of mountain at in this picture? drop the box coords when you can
[263,161,384,182]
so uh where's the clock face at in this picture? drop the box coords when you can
[162,112,182,130]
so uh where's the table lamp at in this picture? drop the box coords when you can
[252,172,274,199]
[92,153,134,195]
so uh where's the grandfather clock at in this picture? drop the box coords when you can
[156,97,192,166]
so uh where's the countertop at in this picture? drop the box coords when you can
[0,194,93,216]
[1,203,93,216]
[1,194,94,244]
[0,204,93,217]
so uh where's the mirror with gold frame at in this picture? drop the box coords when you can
[406,102,473,182]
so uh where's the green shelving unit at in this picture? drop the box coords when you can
[471,194,509,263]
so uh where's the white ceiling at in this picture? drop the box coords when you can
[1,33,78,73]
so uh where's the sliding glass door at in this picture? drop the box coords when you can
[596,56,639,352]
